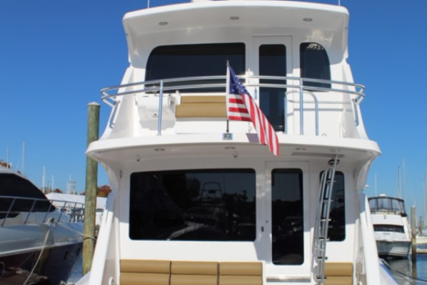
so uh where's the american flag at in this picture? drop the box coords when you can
[226,65,280,156]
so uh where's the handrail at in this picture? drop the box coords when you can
[100,75,366,135]
[0,195,85,226]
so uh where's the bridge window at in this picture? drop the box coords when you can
[129,169,256,241]
[300,43,331,89]
[259,44,287,132]
[145,43,245,92]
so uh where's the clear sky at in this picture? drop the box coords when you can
[1,0,427,216]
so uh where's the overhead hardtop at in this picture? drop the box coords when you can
[122,0,349,66]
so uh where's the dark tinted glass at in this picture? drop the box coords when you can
[374,225,404,233]
[271,169,303,265]
[0,174,54,218]
[146,43,245,92]
[129,169,256,241]
[259,45,286,131]
[300,43,331,89]
[320,171,345,241]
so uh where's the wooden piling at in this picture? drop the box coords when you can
[83,102,100,275]
[412,206,417,261]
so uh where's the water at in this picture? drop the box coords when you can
[68,256,83,284]
[67,252,427,284]
[386,252,427,285]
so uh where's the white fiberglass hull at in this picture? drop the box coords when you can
[376,240,411,258]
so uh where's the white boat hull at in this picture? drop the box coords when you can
[376,240,411,258]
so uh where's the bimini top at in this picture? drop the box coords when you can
[368,196,407,216]
[123,0,349,66]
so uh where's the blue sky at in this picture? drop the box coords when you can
[1,0,427,215]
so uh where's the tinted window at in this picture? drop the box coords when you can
[146,43,245,92]
[129,169,256,241]
[320,171,345,241]
[374,225,404,233]
[259,45,287,132]
[300,43,331,89]
[0,174,54,219]
[272,169,303,265]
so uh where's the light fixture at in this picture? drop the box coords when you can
[303,18,312,22]
[230,16,239,20]
[159,21,168,26]
[225,146,235,150]
[295,147,306,151]
[154,148,165,151]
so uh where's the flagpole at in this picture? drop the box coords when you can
[226,61,230,133]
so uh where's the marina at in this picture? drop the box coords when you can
[2,0,427,285]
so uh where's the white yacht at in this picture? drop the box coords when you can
[0,166,84,285]
[368,195,412,258]
[79,0,399,284]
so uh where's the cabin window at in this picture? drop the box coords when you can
[0,174,54,219]
[271,169,304,265]
[374,225,404,233]
[129,169,256,241]
[145,43,245,92]
[259,44,287,132]
[319,171,345,241]
[300,43,331,89]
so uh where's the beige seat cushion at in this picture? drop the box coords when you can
[324,276,353,285]
[324,262,353,276]
[219,262,262,285]
[170,261,218,285]
[176,95,227,118]
[219,262,262,276]
[121,259,171,274]
[121,272,170,285]
[121,260,171,285]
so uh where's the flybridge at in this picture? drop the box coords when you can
[101,74,365,138]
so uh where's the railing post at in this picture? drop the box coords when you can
[2,198,16,227]
[157,81,164,136]
[299,78,304,135]
[283,95,287,134]
[24,199,37,225]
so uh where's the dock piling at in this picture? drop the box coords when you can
[83,102,100,275]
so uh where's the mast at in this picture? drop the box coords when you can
[42,166,46,193]
[375,172,377,196]
[22,141,25,175]
[402,157,406,201]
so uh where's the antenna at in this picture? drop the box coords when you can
[42,166,46,193]
[397,166,401,198]
[22,141,25,175]
[374,172,377,196]
[402,157,406,200]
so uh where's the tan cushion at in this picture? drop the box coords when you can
[170,274,217,285]
[325,262,353,277]
[171,261,218,275]
[176,103,226,118]
[181,96,226,103]
[121,259,171,274]
[219,275,262,285]
[120,272,170,285]
[219,262,262,276]
[324,276,353,285]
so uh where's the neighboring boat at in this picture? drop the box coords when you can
[78,0,399,284]
[368,195,411,258]
[0,166,84,285]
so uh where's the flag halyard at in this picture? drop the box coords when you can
[226,65,280,156]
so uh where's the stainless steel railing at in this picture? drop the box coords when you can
[101,75,365,136]
[0,195,85,226]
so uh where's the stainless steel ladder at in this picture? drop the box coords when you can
[313,155,339,284]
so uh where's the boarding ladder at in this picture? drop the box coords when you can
[313,155,339,284]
